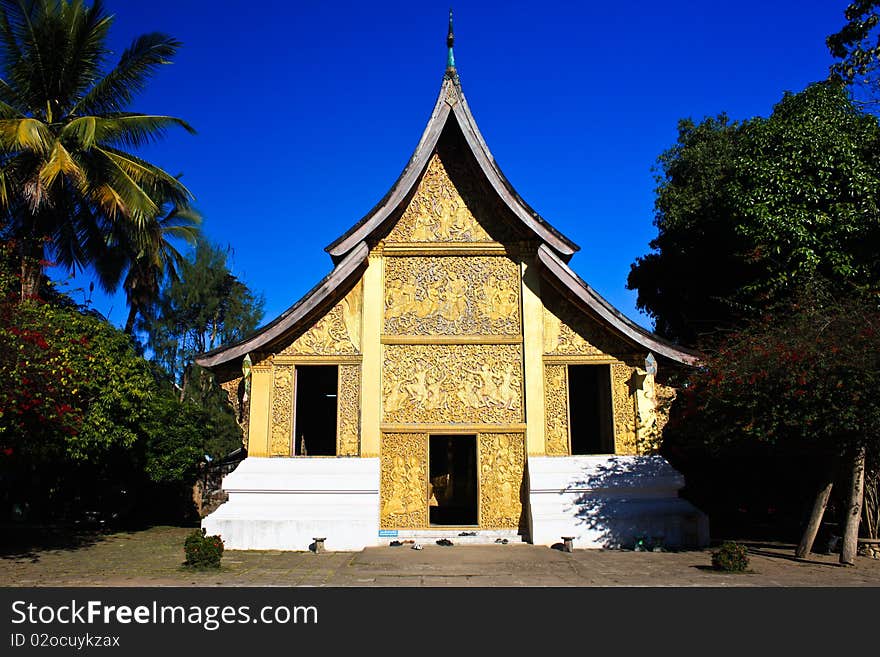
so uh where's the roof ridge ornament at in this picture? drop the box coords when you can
[445,8,458,80]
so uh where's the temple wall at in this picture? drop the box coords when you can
[247,282,364,457]
[541,287,663,456]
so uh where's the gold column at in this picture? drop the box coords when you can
[521,258,546,456]
[360,250,383,457]
[247,363,272,457]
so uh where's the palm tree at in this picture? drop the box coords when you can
[0,0,194,299]
[95,200,201,334]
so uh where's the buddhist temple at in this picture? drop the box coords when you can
[196,13,709,551]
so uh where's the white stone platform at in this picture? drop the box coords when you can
[201,457,380,552]
[527,455,709,549]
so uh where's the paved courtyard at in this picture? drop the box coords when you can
[2,525,879,587]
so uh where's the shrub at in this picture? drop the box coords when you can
[184,528,224,569]
[711,541,750,572]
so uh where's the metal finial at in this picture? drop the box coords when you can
[446,8,456,74]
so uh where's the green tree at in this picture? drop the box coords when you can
[0,0,194,299]
[143,238,264,401]
[96,201,201,335]
[628,82,880,347]
[668,284,880,564]
[0,239,234,522]
[828,1,880,107]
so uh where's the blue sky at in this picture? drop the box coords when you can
[58,1,846,332]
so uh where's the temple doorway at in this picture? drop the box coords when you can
[568,364,614,454]
[293,365,338,456]
[429,435,478,525]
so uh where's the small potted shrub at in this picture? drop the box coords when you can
[711,541,750,572]
[184,528,224,569]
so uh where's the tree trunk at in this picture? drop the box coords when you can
[840,446,866,565]
[795,462,835,558]
[124,305,138,335]
[19,237,43,300]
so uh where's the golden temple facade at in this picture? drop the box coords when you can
[198,30,704,548]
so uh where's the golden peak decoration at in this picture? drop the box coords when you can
[543,288,629,357]
[386,154,511,244]
[278,283,362,356]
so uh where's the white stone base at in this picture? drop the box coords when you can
[527,455,709,549]
[201,457,380,552]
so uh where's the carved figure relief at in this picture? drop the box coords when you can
[543,288,629,357]
[383,344,523,424]
[337,365,361,456]
[543,365,570,456]
[384,256,520,336]
[269,366,294,456]
[277,282,362,356]
[478,433,525,528]
[385,152,517,244]
[380,433,428,528]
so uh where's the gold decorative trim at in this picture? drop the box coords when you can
[543,355,629,365]
[380,433,428,529]
[337,365,360,456]
[381,335,523,345]
[543,364,570,456]
[272,354,362,365]
[381,424,527,434]
[478,433,525,529]
[383,242,512,256]
[269,366,294,457]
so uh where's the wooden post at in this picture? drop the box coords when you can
[795,459,836,559]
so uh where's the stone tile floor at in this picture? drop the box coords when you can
[2,525,879,587]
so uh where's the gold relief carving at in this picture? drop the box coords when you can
[384,256,520,336]
[337,365,361,456]
[269,366,294,456]
[478,433,525,528]
[219,375,249,448]
[383,344,523,424]
[611,363,637,455]
[380,433,428,528]
[543,289,629,357]
[386,153,517,245]
[543,365,570,456]
[278,283,362,356]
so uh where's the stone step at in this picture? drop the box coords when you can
[381,529,525,546]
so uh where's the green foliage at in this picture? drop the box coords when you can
[828,1,880,106]
[711,542,750,572]
[628,83,880,347]
[668,284,880,463]
[0,239,238,521]
[0,0,193,298]
[183,528,224,569]
[143,238,263,393]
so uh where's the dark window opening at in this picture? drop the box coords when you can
[568,365,614,454]
[293,365,337,456]
[429,435,478,526]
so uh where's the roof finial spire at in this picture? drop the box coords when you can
[446,8,457,77]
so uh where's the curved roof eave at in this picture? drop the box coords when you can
[535,244,701,366]
[194,241,370,369]
[325,75,579,260]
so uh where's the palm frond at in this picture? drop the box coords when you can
[39,139,87,189]
[96,145,192,204]
[70,32,181,116]
[68,113,195,149]
[0,116,51,152]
